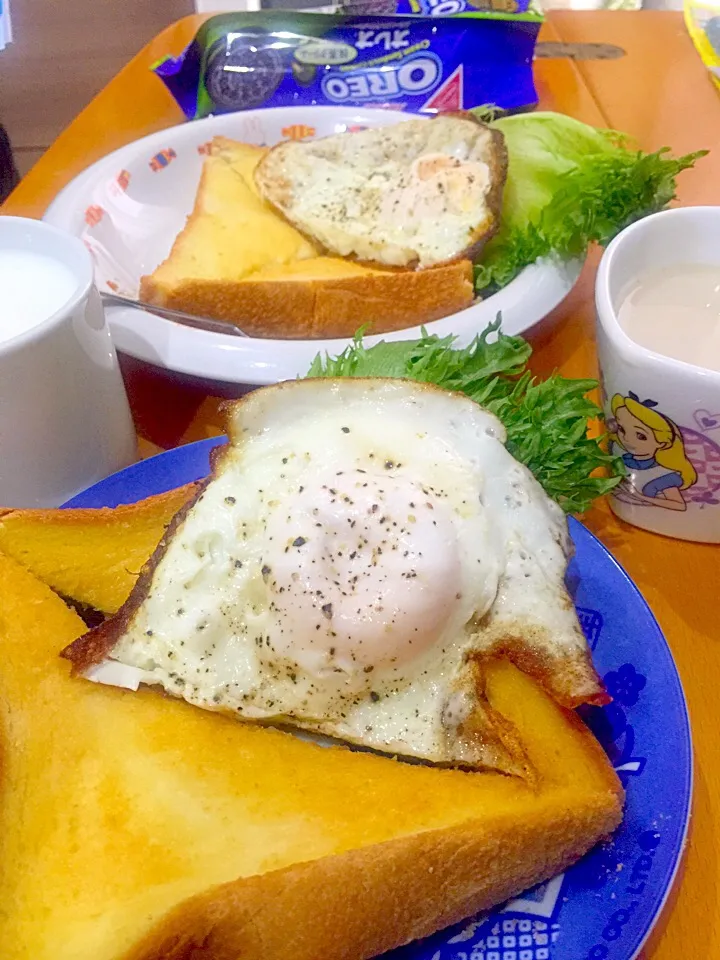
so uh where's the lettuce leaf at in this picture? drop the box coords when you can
[474,111,706,292]
[307,319,623,514]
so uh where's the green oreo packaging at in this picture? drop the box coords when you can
[153,11,541,119]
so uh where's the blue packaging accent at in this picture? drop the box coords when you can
[365,0,537,14]
[154,11,541,119]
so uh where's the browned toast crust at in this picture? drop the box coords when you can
[0,483,198,529]
[0,483,200,614]
[62,465,220,673]
[140,261,474,339]
[124,777,621,960]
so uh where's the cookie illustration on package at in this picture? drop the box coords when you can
[292,60,318,88]
[206,31,286,110]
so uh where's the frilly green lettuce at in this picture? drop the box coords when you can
[307,319,623,514]
[473,111,706,292]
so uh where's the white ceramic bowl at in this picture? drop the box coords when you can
[44,106,582,386]
[596,205,720,543]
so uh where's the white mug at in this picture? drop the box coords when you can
[0,217,137,507]
[595,206,720,543]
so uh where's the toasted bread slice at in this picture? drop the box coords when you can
[0,552,621,960]
[142,257,474,340]
[139,137,474,338]
[0,483,197,614]
[143,141,318,291]
[255,114,507,269]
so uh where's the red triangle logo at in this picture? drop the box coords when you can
[421,65,463,113]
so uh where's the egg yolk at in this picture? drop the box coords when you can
[379,152,490,227]
[262,468,463,677]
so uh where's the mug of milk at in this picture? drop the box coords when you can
[0,217,136,507]
[596,206,720,543]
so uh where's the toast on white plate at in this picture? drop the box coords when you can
[139,136,475,339]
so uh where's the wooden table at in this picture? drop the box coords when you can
[3,11,720,957]
[0,0,191,177]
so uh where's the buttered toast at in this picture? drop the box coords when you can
[0,551,621,960]
[140,137,474,338]
[0,483,197,614]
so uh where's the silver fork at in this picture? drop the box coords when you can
[100,291,248,338]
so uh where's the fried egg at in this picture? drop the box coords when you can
[63,379,605,773]
[254,114,507,269]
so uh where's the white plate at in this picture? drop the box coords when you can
[44,105,582,386]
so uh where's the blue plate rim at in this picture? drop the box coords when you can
[567,520,693,960]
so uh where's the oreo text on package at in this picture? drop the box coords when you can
[153,11,541,119]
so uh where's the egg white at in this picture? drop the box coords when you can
[90,380,601,770]
[255,116,504,269]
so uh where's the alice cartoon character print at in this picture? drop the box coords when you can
[609,393,697,512]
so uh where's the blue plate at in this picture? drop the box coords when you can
[66,438,692,960]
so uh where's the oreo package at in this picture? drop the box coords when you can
[343,0,538,15]
[154,11,541,120]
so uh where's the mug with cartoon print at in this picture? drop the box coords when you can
[609,394,698,513]
[595,206,720,543]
